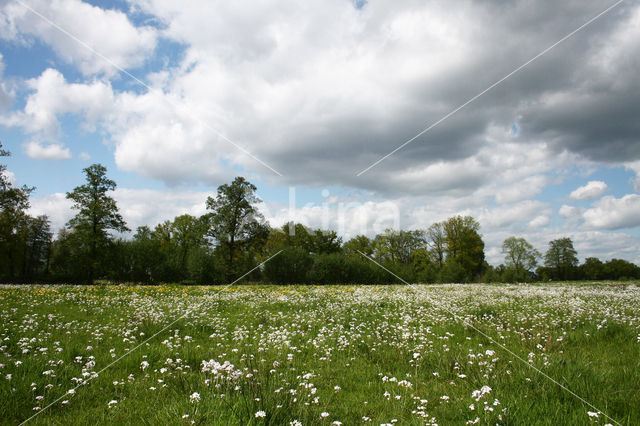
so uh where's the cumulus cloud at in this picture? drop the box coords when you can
[569,180,608,201]
[29,188,211,234]
[4,0,640,264]
[28,192,73,232]
[583,194,640,230]
[24,140,71,160]
[0,0,157,76]
[4,1,640,194]
[559,204,578,218]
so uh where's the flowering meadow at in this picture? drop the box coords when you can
[1,283,639,425]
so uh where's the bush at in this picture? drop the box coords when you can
[187,248,225,284]
[263,247,312,284]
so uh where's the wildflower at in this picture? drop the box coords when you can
[108,400,118,407]
[140,361,149,371]
[334,385,341,392]
[587,411,599,418]
[182,414,189,419]
[67,389,75,395]
[255,410,266,418]
[61,400,69,405]
[440,395,449,401]
[190,392,201,403]
[321,412,329,418]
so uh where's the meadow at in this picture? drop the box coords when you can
[0,283,638,425]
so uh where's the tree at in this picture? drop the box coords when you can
[66,164,129,283]
[426,222,446,269]
[603,258,640,280]
[544,237,578,280]
[170,214,208,271]
[580,257,605,280]
[343,235,374,257]
[502,236,540,280]
[0,142,35,280]
[442,216,485,282]
[374,229,426,264]
[206,176,268,280]
[21,215,52,280]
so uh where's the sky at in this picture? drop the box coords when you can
[1,0,639,265]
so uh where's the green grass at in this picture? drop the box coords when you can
[0,283,638,425]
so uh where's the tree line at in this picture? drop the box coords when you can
[1,150,639,284]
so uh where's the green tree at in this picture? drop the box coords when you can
[21,215,52,280]
[206,176,268,280]
[171,214,208,271]
[343,235,374,257]
[543,237,578,280]
[66,164,129,283]
[442,216,485,282]
[603,258,640,280]
[580,257,605,280]
[373,229,426,264]
[426,222,446,269]
[0,142,35,280]
[502,236,540,281]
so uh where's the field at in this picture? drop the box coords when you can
[1,283,639,425]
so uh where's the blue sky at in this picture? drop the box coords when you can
[1,0,639,265]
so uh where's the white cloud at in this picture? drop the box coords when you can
[528,215,550,228]
[559,204,578,218]
[29,188,211,235]
[494,175,548,204]
[625,161,640,192]
[24,140,71,160]
[569,181,608,201]
[21,68,114,136]
[0,0,157,76]
[28,193,73,232]
[583,194,640,230]
[113,188,210,231]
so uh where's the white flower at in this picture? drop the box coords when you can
[182,414,189,419]
[334,385,341,392]
[190,392,201,403]
[108,400,118,407]
[587,411,599,418]
[290,421,302,426]
[140,361,149,371]
[321,412,329,418]
[440,395,450,401]
[67,389,75,395]
[255,410,266,418]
